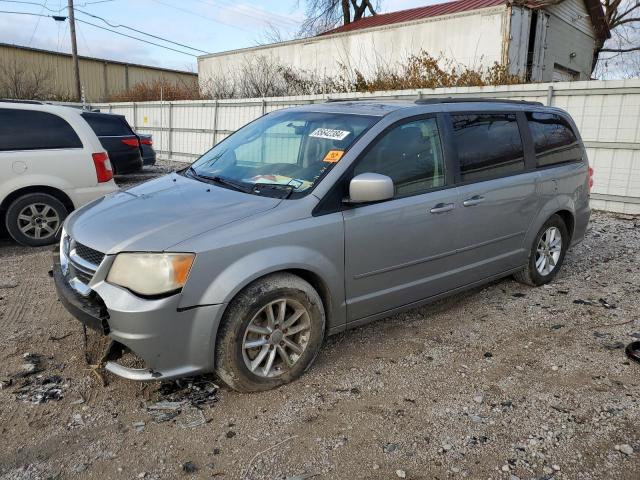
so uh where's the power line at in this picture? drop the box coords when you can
[0,0,112,11]
[74,7,209,53]
[75,18,198,56]
[27,0,46,46]
[192,0,300,29]
[151,0,254,33]
[0,7,200,57]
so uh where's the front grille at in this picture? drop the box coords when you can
[70,264,93,284]
[75,242,105,267]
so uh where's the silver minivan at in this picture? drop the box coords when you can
[53,99,591,392]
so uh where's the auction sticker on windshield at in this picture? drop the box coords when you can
[309,128,351,141]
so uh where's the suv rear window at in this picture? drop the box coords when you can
[82,113,134,136]
[451,113,525,182]
[0,108,83,151]
[526,112,582,167]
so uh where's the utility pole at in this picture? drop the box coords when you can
[67,0,82,101]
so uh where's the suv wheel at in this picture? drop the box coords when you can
[215,273,325,392]
[514,214,569,286]
[5,193,68,247]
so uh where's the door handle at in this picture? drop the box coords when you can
[462,195,485,207]
[430,202,455,214]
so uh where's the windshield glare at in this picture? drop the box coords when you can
[190,111,377,195]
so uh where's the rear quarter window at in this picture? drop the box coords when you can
[451,113,525,182]
[0,108,83,151]
[526,112,582,167]
[82,113,134,136]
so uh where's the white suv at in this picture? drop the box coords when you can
[0,101,118,246]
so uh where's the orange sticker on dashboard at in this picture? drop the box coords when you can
[323,150,344,163]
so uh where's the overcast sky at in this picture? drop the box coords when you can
[0,0,435,71]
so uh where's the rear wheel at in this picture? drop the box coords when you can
[215,273,325,392]
[514,214,569,286]
[5,193,68,247]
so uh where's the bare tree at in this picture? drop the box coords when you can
[298,0,379,36]
[0,59,57,100]
[594,0,640,75]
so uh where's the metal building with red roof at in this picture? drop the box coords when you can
[198,0,610,85]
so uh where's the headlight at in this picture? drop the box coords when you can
[59,228,69,274]
[106,253,195,297]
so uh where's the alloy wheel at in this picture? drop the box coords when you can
[535,226,562,276]
[16,203,60,241]
[242,298,312,378]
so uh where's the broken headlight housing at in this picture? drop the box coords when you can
[106,253,195,297]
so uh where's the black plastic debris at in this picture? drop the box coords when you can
[148,377,218,424]
[512,293,526,298]
[156,377,218,408]
[11,353,45,379]
[573,299,594,306]
[14,375,64,404]
[181,461,197,474]
[626,341,640,364]
[598,298,617,309]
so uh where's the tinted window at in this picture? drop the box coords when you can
[0,108,82,151]
[82,113,133,136]
[354,117,445,198]
[526,112,582,167]
[451,113,524,182]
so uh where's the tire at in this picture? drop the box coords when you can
[5,193,68,247]
[215,273,325,392]
[514,214,569,286]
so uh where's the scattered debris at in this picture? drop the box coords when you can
[598,298,617,309]
[603,341,626,350]
[181,461,197,473]
[146,377,218,423]
[396,469,407,478]
[11,353,45,379]
[49,332,73,341]
[573,299,594,306]
[625,341,640,364]
[156,377,218,408]
[132,421,146,433]
[483,352,493,358]
[615,444,634,456]
[14,375,64,404]
[511,293,526,298]
[0,280,18,289]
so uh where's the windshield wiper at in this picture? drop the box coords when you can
[251,183,296,199]
[206,175,253,193]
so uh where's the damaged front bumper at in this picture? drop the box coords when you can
[52,251,225,381]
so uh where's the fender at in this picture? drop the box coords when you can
[523,193,576,250]
[179,245,346,329]
[0,174,76,207]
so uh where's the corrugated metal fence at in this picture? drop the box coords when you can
[94,79,640,214]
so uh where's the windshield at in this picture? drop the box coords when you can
[188,110,378,197]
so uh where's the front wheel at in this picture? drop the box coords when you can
[514,214,569,286]
[215,273,325,392]
[5,193,68,247]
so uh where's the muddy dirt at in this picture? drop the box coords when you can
[0,167,638,479]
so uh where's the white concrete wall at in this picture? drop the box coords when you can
[198,6,507,83]
[95,79,640,215]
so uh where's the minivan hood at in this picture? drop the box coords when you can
[66,173,282,253]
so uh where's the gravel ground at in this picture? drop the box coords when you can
[0,163,638,479]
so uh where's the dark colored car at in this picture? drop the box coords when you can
[138,134,156,166]
[81,112,143,174]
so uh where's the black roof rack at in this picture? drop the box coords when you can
[0,99,44,104]
[414,97,543,106]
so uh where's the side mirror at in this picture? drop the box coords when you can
[348,173,394,203]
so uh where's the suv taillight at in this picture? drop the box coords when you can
[140,138,152,146]
[122,138,140,148]
[588,166,594,190]
[92,152,113,183]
